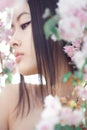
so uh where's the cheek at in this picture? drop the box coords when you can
[25,28,36,61]
[18,26,38,75]
[24,25,34,51]
[25,32,36,60]
[19,40,38,75]
[18,58,38,75]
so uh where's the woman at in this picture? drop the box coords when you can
[0,0,74,130]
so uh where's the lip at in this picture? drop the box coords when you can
[14,52,24,63]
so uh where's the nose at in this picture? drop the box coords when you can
[9,33,22,48]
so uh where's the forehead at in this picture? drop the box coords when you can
[12,0,30,19]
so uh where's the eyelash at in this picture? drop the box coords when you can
[21,21,31,30]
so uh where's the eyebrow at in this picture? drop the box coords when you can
[11,12,30,28]
[17,12,30,21]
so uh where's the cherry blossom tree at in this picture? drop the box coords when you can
[0,0,16,86]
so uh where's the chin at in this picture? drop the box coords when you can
[17,62,38,75]
[19,67,38,76]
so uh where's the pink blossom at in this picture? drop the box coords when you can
[72,39,82,49]
[74,9,87,25]
[0,20,3,27]
[36,95,85,129]
[56,0,87,74]
[72,51,85,69]
[57,107,84,126]
[36,121,49,130]
[0,9,12,43]
[36,120,56,130]
[5,29,12,40]
[0,0,16,11]
[58,17,83,42]
[78,87,87,100]
[83,74,87,81]
[4,59,16,72]
[60,107,73,125]
[57,0,87,18]
[83,35,87,43]
[0,52,5,59]
[44,95,62,112]
[40,95,61,127]
[82,42,87,58]
[63,45,75,57]
[72,109,84,125]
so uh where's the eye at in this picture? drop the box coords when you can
[21,21,31,30]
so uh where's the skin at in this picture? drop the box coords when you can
[0,1,43,130]
[10,0,38,75]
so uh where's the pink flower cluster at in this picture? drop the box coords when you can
[56,0,87,73]
[4,59,16,73]
[0,0,15,11]
[36,95,84,130]
[0,1,17,84]
[57,0,87,42]
[76,86,87,100]
[37,1,87,129]
[0,19,12,43]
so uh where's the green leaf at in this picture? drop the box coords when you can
[44,15,59,40]
[84,26,87,31]
[81,101,87,109]
[74,70,83,81]
[51,26,60,40]
[75,126,82,130]
[84,58,87,65]
[63,125,74,130]
[62,72,72,83]
[72,79,78,86]
[5,73,13,84]
[3,67,11,74]
[54,124,62,130]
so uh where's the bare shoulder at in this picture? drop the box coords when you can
[0,84,19,130]
[0,84,19,104]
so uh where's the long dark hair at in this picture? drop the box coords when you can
[15,0,72,117]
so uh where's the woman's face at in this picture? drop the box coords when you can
[10,0,38,75]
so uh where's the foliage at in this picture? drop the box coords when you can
[43,0,87,85]
[36,0,87,130]
[0,5,16,86]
